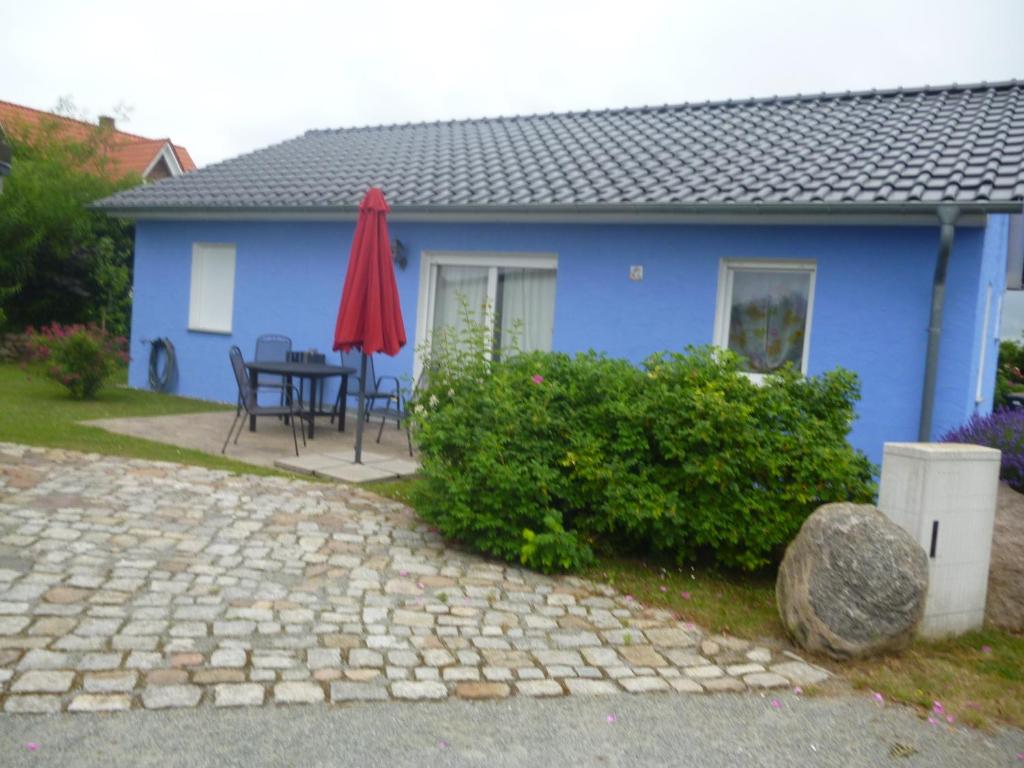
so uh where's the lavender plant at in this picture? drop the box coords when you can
[942,409,1024,492]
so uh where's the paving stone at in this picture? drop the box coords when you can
[274,681,324,704]
[0,616,30,634]
[455,682,510,699]
[669,678,705,693]
[564,679,620,696]
[644,628,696,647]
[725,663,765,677]
[146,669,189,685]
[618,645,667,668]
[684,665,724,680]
[769,661,830,686]
[4,695,63,713]
[69,693,132,712]
[330,681,389,702]
[214,684,265,707]
[12,670,75,693]
[348,649,384,667]
[142,684,203,709]
[193,669,246,684]
[390,681,448,700]
[515,680,564,697]
[18,649,70,670]
[84,671,138,693]
[620,676,671,694]
[210,648,247,668]
[307,648,341,669]
[746,647,773,664]
[77,653,124,671]
[743,672,789,689]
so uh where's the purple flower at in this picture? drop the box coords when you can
[942,409,1024,491]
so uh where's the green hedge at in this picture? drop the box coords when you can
[410,328,875,573]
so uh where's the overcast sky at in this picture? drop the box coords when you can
[2,0,1022,167]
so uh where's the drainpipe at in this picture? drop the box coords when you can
[918,205,959,441]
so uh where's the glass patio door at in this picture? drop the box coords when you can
[416,253,558,375]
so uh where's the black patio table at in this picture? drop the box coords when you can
[244,360,355,439]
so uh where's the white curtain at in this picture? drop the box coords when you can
[727,270,810,372]
[431,265,489,351]
[497,268,556,353]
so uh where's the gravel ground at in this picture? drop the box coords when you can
[1,692,1022,768]
[987,483,1024,631]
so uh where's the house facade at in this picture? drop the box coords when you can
[97,82,1024,466]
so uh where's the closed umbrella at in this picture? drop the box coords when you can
[333,188,407,463]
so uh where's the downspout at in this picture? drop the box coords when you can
[918,205,959,441]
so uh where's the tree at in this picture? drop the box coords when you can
[0,105,138,334]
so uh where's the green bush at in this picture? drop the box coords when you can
[995,338,1024,408]
[410,316,875,573]
[24,322,128,399]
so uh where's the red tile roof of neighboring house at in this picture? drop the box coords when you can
[0,99,196,179]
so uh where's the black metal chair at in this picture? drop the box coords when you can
[366,370,427,457]
[238,334,293,415]
[330,350,401,427]
[223,346,309,456]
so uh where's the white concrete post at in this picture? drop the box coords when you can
[878,442,1001,638]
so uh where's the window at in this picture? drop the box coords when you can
[415,252,557,375]
[714,260,816,375]
[188,243,236,334]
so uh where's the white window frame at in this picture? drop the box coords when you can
[413,251,558,381]
[188,242,236,334]
[713,259,817,378]
[976,283,994,404]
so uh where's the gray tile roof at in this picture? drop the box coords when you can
[96,81,1024,215]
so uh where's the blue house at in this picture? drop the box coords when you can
[96,81,1024,465]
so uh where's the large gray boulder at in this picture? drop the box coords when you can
[777,502,928,660]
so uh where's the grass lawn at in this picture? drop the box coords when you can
[369,475,1024,730]
[0,363,285,476]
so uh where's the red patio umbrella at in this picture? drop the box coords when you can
[333,188,406,463]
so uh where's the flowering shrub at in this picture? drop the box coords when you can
[410,315,875,573]
[23,322,128,399]
[995,339,1024,409]
[942,409,1024,492]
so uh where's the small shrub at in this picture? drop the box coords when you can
[410,310,875,573]
[942,410,1024,492]
[995,339,1024,409]
[24,322,128,399]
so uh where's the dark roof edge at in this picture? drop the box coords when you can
[93,200,1024,218]
[304,79,1024,135]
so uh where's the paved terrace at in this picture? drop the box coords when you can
[0,443,828,715]
[87,410,420,483]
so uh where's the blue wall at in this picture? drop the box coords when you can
[128,217,1006,465]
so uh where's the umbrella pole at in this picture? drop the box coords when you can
[354,352,368,464]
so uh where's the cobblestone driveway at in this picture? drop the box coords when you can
[0,443,827,714]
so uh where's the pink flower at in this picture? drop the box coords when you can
[680,591,691,600]
[659,586,667,593]
[531,374,544,384]
[417,582,425,590]
[793,686,803,696]
[872,692,884,705]
[682,622,696,631]
[437,739,449,749]
[932,701,944,715]
[1016,752,1024,761]
[981,645,992,654]
[946,715,956,724]
[770,699,782,709]
[927,716,939,727]
[606,714,617,723]
[25,743,39,751]
[399,570,409,577]
[624,595,634,602]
